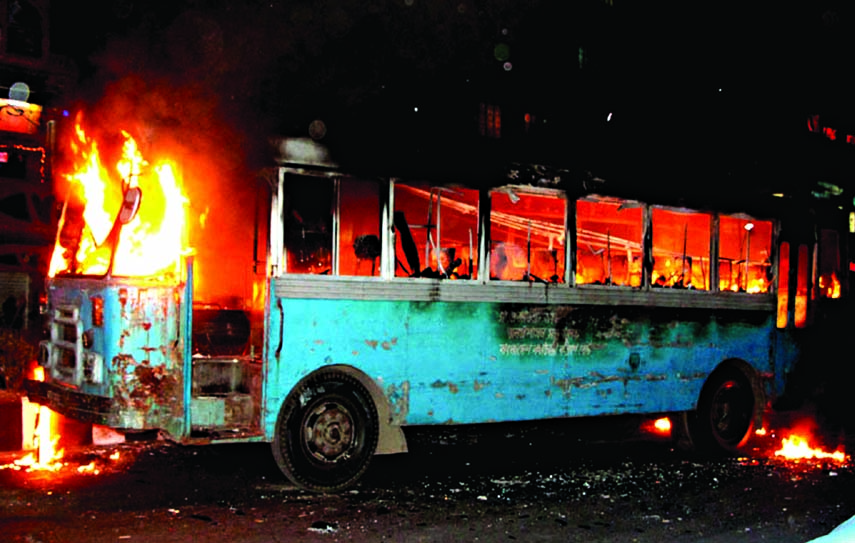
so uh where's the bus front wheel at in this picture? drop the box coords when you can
[272,369,379,493]
[686,367,756,455]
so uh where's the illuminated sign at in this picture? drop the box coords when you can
[0,99,42,134]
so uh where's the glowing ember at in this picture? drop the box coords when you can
[641,417,672,437]
[77,462,100,475]
[49,120,190,278]
[774,434,847,463]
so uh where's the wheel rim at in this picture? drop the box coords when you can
[302,399,356,464]
[709,379,753,445]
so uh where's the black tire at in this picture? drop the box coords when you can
[687,367,756,455]
[272,369,379,492]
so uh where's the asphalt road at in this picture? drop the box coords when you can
[0,411,852,543]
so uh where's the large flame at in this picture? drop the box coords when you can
[49,121,189,278]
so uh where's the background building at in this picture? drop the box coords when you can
[0,0,75,331]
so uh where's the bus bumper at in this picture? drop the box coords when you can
[24,378,112,426]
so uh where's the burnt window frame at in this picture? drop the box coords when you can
[486,185,569,284]
[390,178,481,281]
[279,172,335,276]
[574,195,645,289]
[277,171,388,278]
[649,205,714,291]
[716,212,776,295]
[815,227,843,300]
[338,176,385,278]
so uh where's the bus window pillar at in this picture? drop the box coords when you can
[269,167,285,276]
[710,214,720,292]
[380,178,393,279]
[479,189,491,283]
[641,204,652,290]
[567,198,576,286]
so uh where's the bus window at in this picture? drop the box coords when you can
[575,198,642,286]
[795,244,809,327]
[777,241,790,328]
[718,215,772,293]
[490,189,565,282]
[283,176,333,274]
[394,182,479,279]
[817,228,841,298]
[651,208,711,289]
[340,178,382,277]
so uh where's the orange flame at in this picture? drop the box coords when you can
[49,121,189,278]
[774,434,847,463]
[0,367,65,472]
[1,367,121,475]
[819,272,841,299]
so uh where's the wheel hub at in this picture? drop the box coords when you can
[304,402,355,463]
[711,380,751,442]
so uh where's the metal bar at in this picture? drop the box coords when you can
[183,256,194,438]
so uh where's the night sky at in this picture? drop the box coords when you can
[46,1,855,197]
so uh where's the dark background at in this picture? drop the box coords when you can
[44,1,855,197]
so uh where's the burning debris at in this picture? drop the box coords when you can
[2,365,124,476]
[774,434,847,464]
[1,446,122,476]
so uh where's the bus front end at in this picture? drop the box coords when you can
[27,275,189,438]
[25,122,194,441]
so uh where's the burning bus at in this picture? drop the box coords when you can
[25,126,849,492]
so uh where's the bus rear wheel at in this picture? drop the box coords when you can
[272,369,379,493]
[686,367,756,455]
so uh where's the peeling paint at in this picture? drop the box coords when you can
[112,352,183,430]
[550,377,575,397]
[385,381,410,425]
[430,380,459,394]
[365,339,378,349]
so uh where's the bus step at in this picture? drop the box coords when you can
[190,393,256,429]
[191,356,262,395]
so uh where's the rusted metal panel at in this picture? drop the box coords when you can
[35,276,187,438]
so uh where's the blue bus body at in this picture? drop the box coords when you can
[263,281,790,428]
